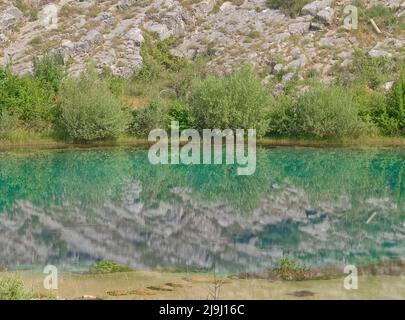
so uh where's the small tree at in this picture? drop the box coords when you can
[60,70,129,142]
[385,67,405,134]
[33,51,65,92]
[189,66,271,137]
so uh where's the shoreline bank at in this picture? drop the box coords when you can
[1,136,405,151]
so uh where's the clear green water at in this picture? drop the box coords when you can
[1,147,405,273]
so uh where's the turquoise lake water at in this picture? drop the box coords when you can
[0,147,405,273]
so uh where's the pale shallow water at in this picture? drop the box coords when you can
[1,147,405,274]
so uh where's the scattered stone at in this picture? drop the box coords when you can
[316,8,335,25]
[75,30,103,53]
[144,22,172,40]
[384,81,395,91]
[126,28,144,46]
[75,295,102,300]
[288,22,311,35]
[310,22,324,31]
[147,285,174,292]
[287,55,308,69]
[0,6,23,31]
[368,49,393,58]
[97,12,115,26]
[0,33,9,46]
[273,63,284,73]
[301,0,331,16]
[288,290,316,297]
[282,72,295,82]
[270,32,291,44]
[165,282,186,288]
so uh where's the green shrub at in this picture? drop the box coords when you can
[167,100,194,130]
[383,66,405,134]
[0,67,54,124]
[351,84,388,132]
[0,111,19,138]
[189,66,271,137]
[269,85,374,138]
[60,70,129,142]
[130,99,169,136]
[266,0,311,17]
[91,261,132,274]
[33,51,65,92]
[0,277,33,300]
[361,4,398,29]
[276,257,308,281]
[135,35,187,83]
[30,36,42,46]
[337,52,395,89]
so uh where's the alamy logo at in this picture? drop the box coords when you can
[148,122,257,176]
[43,265,58,290]
[40,4,58,30]
[343,5,358,30]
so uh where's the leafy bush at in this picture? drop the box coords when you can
[189,66,271,137]
[350,84,389,130]
[130,99,169,136]
[60,70,129,142]
[276,257,308,281]
[337,52,395,89]
[266,0,311,17]
[361,4,399,30]
[167,100,194,130]
[0,277,33,300]
[91,260,132,274]
[0,67,54,124]
[135,35,187,83]
[382,66,405,134]
[269,85,374,138]
[33,51,65,92]
[0,111,19,138]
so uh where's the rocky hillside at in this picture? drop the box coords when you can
[0,0,404,82]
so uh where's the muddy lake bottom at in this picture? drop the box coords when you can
[0,268,404,300]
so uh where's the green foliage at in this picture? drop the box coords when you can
[167,100,194,130]
[0,111,19,138]
[189,66,271,137]
[135,35,187,83]
[362,4,399,29]
[33,51,65,92]
[276,257,308,281]
[30,36,42,46]
[130,99,169,136]
[337,52,395,89]
[59,70,129,142]
[0,277,33,300]
[383,66,405,134]
[91,261,132,274]
[0,66,54,124]
[351,84,387,131]
[266,0,311,17]
[269,85,374,138]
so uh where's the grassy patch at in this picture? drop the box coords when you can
[90,261,133,274]
[276,257,309,281]
[266,0,311,17]
[0,277,33,300]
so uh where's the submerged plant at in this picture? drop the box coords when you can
[276,257,309,281]
[91,261,133,274]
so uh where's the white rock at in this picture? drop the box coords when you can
[368,49,393,58]
[316,7,335,25]
[301,0,331,16]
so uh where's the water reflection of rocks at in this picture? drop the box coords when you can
[1,181,405,274]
